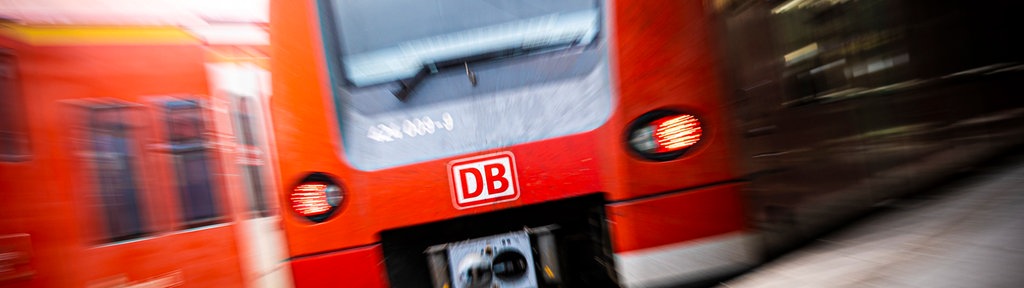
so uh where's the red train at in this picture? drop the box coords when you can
[271,0,1024,287]
[272,1,750,287]
[0,25,290,287]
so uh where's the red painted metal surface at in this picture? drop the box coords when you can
[291,245,390,288]
[606,183,748,253]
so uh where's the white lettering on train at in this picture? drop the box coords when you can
[367,112,454,142]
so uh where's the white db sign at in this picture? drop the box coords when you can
[447,152,520,209]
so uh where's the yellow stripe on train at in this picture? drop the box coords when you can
[0,24,198,46]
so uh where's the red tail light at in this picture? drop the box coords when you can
[628,111,704,160]
[650,114,702,153]
[290,173,344,222]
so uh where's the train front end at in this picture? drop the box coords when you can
[271,1,755,287]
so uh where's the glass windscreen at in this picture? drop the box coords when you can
[323,0,612,171]
[329,0,600,87]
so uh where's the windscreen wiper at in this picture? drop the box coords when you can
[391,65,432,102]
[391,62,479,102]
[390,41,580,101]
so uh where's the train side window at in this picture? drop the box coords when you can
[87,107,148,242]
[232,96,272,217]
[164,100,223,227]
[1,49,30,161]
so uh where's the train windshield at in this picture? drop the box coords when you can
[328,0,600,87]
[323,0,612,171]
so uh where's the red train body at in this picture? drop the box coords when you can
[270,1,754,287]
[0,25,288,287]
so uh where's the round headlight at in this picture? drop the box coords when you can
[289,172,344,222]
[627,110,704,160]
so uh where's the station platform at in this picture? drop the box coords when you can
[721,151,1024,288]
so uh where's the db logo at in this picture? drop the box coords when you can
[447,152,520,209]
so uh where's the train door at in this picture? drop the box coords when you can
[206,62,293,288]
[0,46,35,286]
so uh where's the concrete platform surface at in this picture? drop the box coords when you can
[721,153,1024,288]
